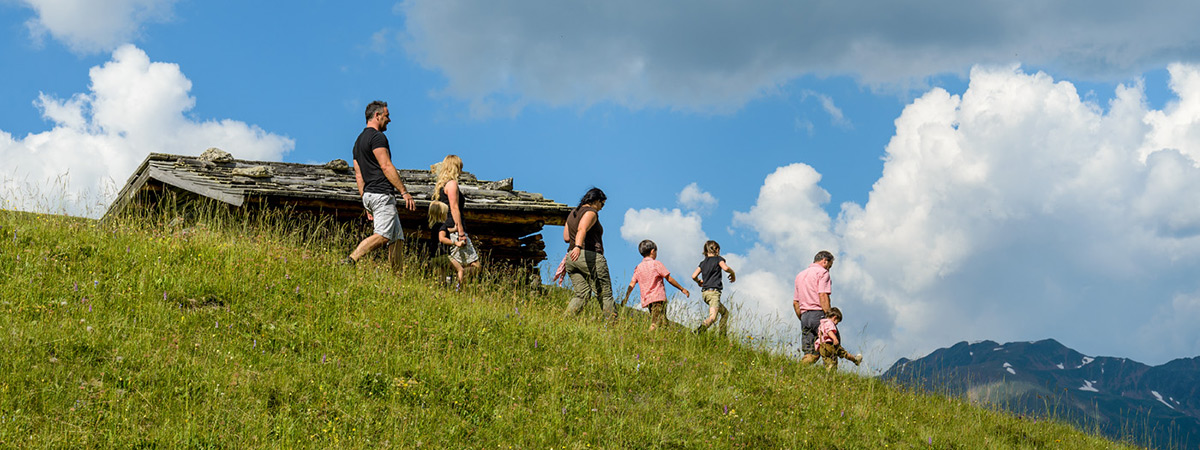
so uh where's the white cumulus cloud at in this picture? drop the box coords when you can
[1,44,294,216]
[624,64,1200,370]
[677,182,717,213]
[19,0,177,53]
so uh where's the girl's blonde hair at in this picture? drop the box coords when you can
[431,154,464,196]
[427,201,448,228]
[703,240,721,256]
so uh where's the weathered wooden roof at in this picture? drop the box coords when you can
[104,151,573,264]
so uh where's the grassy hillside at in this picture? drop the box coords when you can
[0,207,1137,448]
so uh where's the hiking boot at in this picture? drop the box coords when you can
[800,354,819,365]
[339,256,356,266]
[852,354,863,366]
[693,325,707,334]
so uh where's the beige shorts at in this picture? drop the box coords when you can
[702,289,722,309]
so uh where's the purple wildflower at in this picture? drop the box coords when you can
[73,282,78,292]
[724,405,729,414]
[93,280,98,287]
[322,354,327,364]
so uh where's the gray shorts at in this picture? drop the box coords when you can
[448,232,479,265]
[362,192,403,241]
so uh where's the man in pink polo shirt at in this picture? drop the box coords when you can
[794,250,835,364]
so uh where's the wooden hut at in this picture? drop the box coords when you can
[103,149,572,265]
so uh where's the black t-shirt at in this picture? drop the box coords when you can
[698,255,726,290]
[352,127,394,195]
[437,187,467,230]
[431,221,450,254]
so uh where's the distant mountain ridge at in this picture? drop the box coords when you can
[882,339,1200,449]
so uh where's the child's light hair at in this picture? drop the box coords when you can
[427,201,448,228]
[703,240,721,256]
[431,154,464,196]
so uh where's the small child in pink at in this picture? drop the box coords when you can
[814,307,863,370]
[622,240,690,331]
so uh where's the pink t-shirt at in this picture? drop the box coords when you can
[631,257,670,308]
[814,318,838,351]
[793,263,831,313]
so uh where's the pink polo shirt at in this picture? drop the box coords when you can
[815,318,839,351]
[793,262,831,313]
[632,257,670,308]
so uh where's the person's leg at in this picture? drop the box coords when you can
[835,344,863,366]
[447,257,465,284]
[350,234,389,261]
[700,290,720,328]
[648,302,666,331]
[819,343,839,370]
[800,310,825,364]
[589,251,617,320]
[563,256,593,316]
[717,303,729,336]
[388,239,404,274]
[464,261,480,282]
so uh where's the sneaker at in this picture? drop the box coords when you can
[339,257,356,266]
[693,325,706,334]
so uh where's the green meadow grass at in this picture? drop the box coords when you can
[0,207,1138,449]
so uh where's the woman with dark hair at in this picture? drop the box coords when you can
[562,187,616,319]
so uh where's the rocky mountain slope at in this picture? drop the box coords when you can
[883,339,1199,449]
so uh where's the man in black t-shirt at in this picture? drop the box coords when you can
[343,100,417,271]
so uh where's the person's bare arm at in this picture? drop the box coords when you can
[719,260,736,282]
[667,275,690,298]
[445,179,466,240]
[819,292,831,315]
[691,267,702,285]
[372,147,415,211]
[568,210,596,261]
[622,278,637,306]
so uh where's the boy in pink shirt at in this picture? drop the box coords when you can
[622,240,690,331]
[814,307,863,370]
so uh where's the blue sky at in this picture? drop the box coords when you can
[4,0,1200,372]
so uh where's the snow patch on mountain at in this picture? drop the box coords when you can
[1152,391,1175,410]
